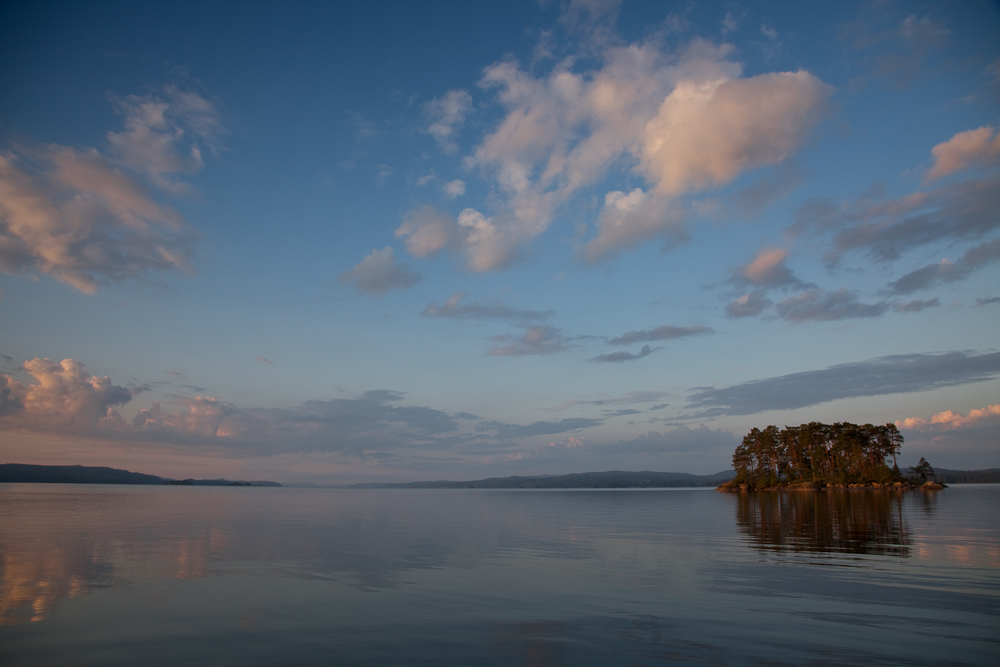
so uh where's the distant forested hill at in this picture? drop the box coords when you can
[934,468,1000,484]
[350,470,738,489]
[0,463,281,486]
[0,464,165,485]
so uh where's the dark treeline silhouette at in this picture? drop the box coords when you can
[731,422,905,488]
[735,489,911,556]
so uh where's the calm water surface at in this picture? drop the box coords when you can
[0,484,997,666]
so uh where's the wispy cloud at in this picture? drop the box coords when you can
[488,326,568,356]
[887,239,1000,294]
[422,292,551,325]
[591,345,656,363]
[425,90,473,153]
[774,288,887,322]
[607,324,712,346]
[686,351,1000,417]
[337,247,419,296]
[0,84,218,293]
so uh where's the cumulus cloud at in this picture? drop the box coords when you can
[583,188,685,261]
[591,345,656,363]
[925,126,1000,182]
[394,205,463,259]
[775,288,887,322]
[422,291,551,324]
[607,324,712,345]
[0,357,472,455]
[0,358,133,431]
[443,179,466,198]
[887,239,1000,294]
[488,326,568,356]
[638,71,830,197]
[337,247,419,296]
[406,37,831,271]
[726,289,771,318]
[896,404,1000,430]
[686,351,1000,417]
[426,90,473,153]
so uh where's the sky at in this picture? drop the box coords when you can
[1,0,998,484]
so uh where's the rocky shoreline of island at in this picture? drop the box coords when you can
[717,479,946,492]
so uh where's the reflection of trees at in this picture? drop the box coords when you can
[735,491,911,557]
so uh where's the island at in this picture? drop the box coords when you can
[717,422,946,491]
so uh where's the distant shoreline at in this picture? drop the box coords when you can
[0,464,281,487]
[2,463,997,489]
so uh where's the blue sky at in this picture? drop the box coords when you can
[1,0,998,483]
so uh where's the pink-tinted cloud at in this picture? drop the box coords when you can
[896,404,1000,430]
[925,126,1000,182]
[0,85,216,293]
[0,358,133,431]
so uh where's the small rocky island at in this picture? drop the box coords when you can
[717,422,946,492]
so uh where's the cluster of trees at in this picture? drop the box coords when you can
[732,422,905,487]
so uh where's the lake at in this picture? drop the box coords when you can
[1,484,997,666]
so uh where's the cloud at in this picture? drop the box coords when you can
[0,358,133,431]
[426,90,473,153]
[337,247,419,296]
[255,356,274,366]
[774,288,887,322]
[686,351,1000,417]
[423,36,832,270]
[795,175,1000,264]
[422,291,551,324]
[0,358,472,455]
[591,344,656,363]
[896,404,1000,430]
[893,298,939,313]
[0,84,218,293]
[976,296,1000,307]
[925,126,1000,182]
[607,324,712,346]
[480,417,603,439]
[395,205,463,259]
[443,179,466,198]
[106,86,221,192]
[488,326,568,356]
[887,239,1000,294]
[0,149,195,293]
[583,188,686,261]
[726,289,771,318]
[734,247,805,288]
[542,391,670,412]
[638,70,830,198]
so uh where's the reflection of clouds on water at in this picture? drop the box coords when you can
[0,544,102,624]
[733,491,912,557]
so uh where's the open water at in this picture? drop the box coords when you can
[0,483,997,666]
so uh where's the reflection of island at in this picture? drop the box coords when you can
[734,490,912,557]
